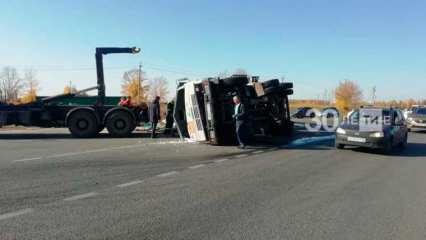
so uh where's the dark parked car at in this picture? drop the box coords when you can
[335,107,408,153]
[292,107,315,118]
[407,106,426,131]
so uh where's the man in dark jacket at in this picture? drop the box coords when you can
[149,96,161,138]
[232,95,248,149]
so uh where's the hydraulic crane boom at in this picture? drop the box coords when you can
[95,47,141,105]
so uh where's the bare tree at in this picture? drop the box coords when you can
[0,67,24,103]
[149,76,169,102]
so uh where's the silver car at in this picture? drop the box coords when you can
[407,106,426,131]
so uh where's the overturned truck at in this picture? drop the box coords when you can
[174,75,294,145]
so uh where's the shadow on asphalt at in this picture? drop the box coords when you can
[345,142,426,157]
[0,132,179,140]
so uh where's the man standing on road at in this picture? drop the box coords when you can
[149,96,161,138]
[233,95,248,149]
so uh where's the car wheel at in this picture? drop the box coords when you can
[335,141,345,149]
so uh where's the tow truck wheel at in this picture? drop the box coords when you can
[68,111,98,138]
[106,111,135,137]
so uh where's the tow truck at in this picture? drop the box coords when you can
[173,75,294,145]
[0,47,142,138]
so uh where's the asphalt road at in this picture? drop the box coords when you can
[1,128,426,239]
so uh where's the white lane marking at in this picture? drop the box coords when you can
[253,150,264,154]
[188,164,206,169]
[0,208,33,221]
[214,158,229,163]
[12,157,42,163]
[117,180,143,188]
[13,141,187,163]
[64,192,98,201]
[157,171,179,177]
[235,154,249,158]
[49,148,109,158]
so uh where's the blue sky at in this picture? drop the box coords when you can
[0,0,425,100]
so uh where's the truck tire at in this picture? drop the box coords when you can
[221,76,248,87]
[68,111,98,138]
[279,82,293,89]
[106,111,135,137]
[264,86,281,95]
[283,89,293,95]
[262,79,279,88]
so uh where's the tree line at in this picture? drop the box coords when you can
[0,66,169,105]
[0,67,39,104]
[292,79,425,113]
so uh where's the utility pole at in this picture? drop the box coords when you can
[138,63,142,103]
[371,86,376,105]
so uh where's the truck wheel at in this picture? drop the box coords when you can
[262,79,279,88]
[221,76,248,87]
[279,82,293,89]
[106,111,135,137]
[264,86,281,95]
[283,89,294,95]
[68,111,98,138]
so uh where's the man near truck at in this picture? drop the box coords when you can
[149,96,161,138]
[233,95,248,149]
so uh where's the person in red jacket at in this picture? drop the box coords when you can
[118,96,132,107]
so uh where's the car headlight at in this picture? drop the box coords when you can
[370,132,384,138]
[336,127,346,134]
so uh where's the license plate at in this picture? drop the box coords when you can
[347,137,366,143]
